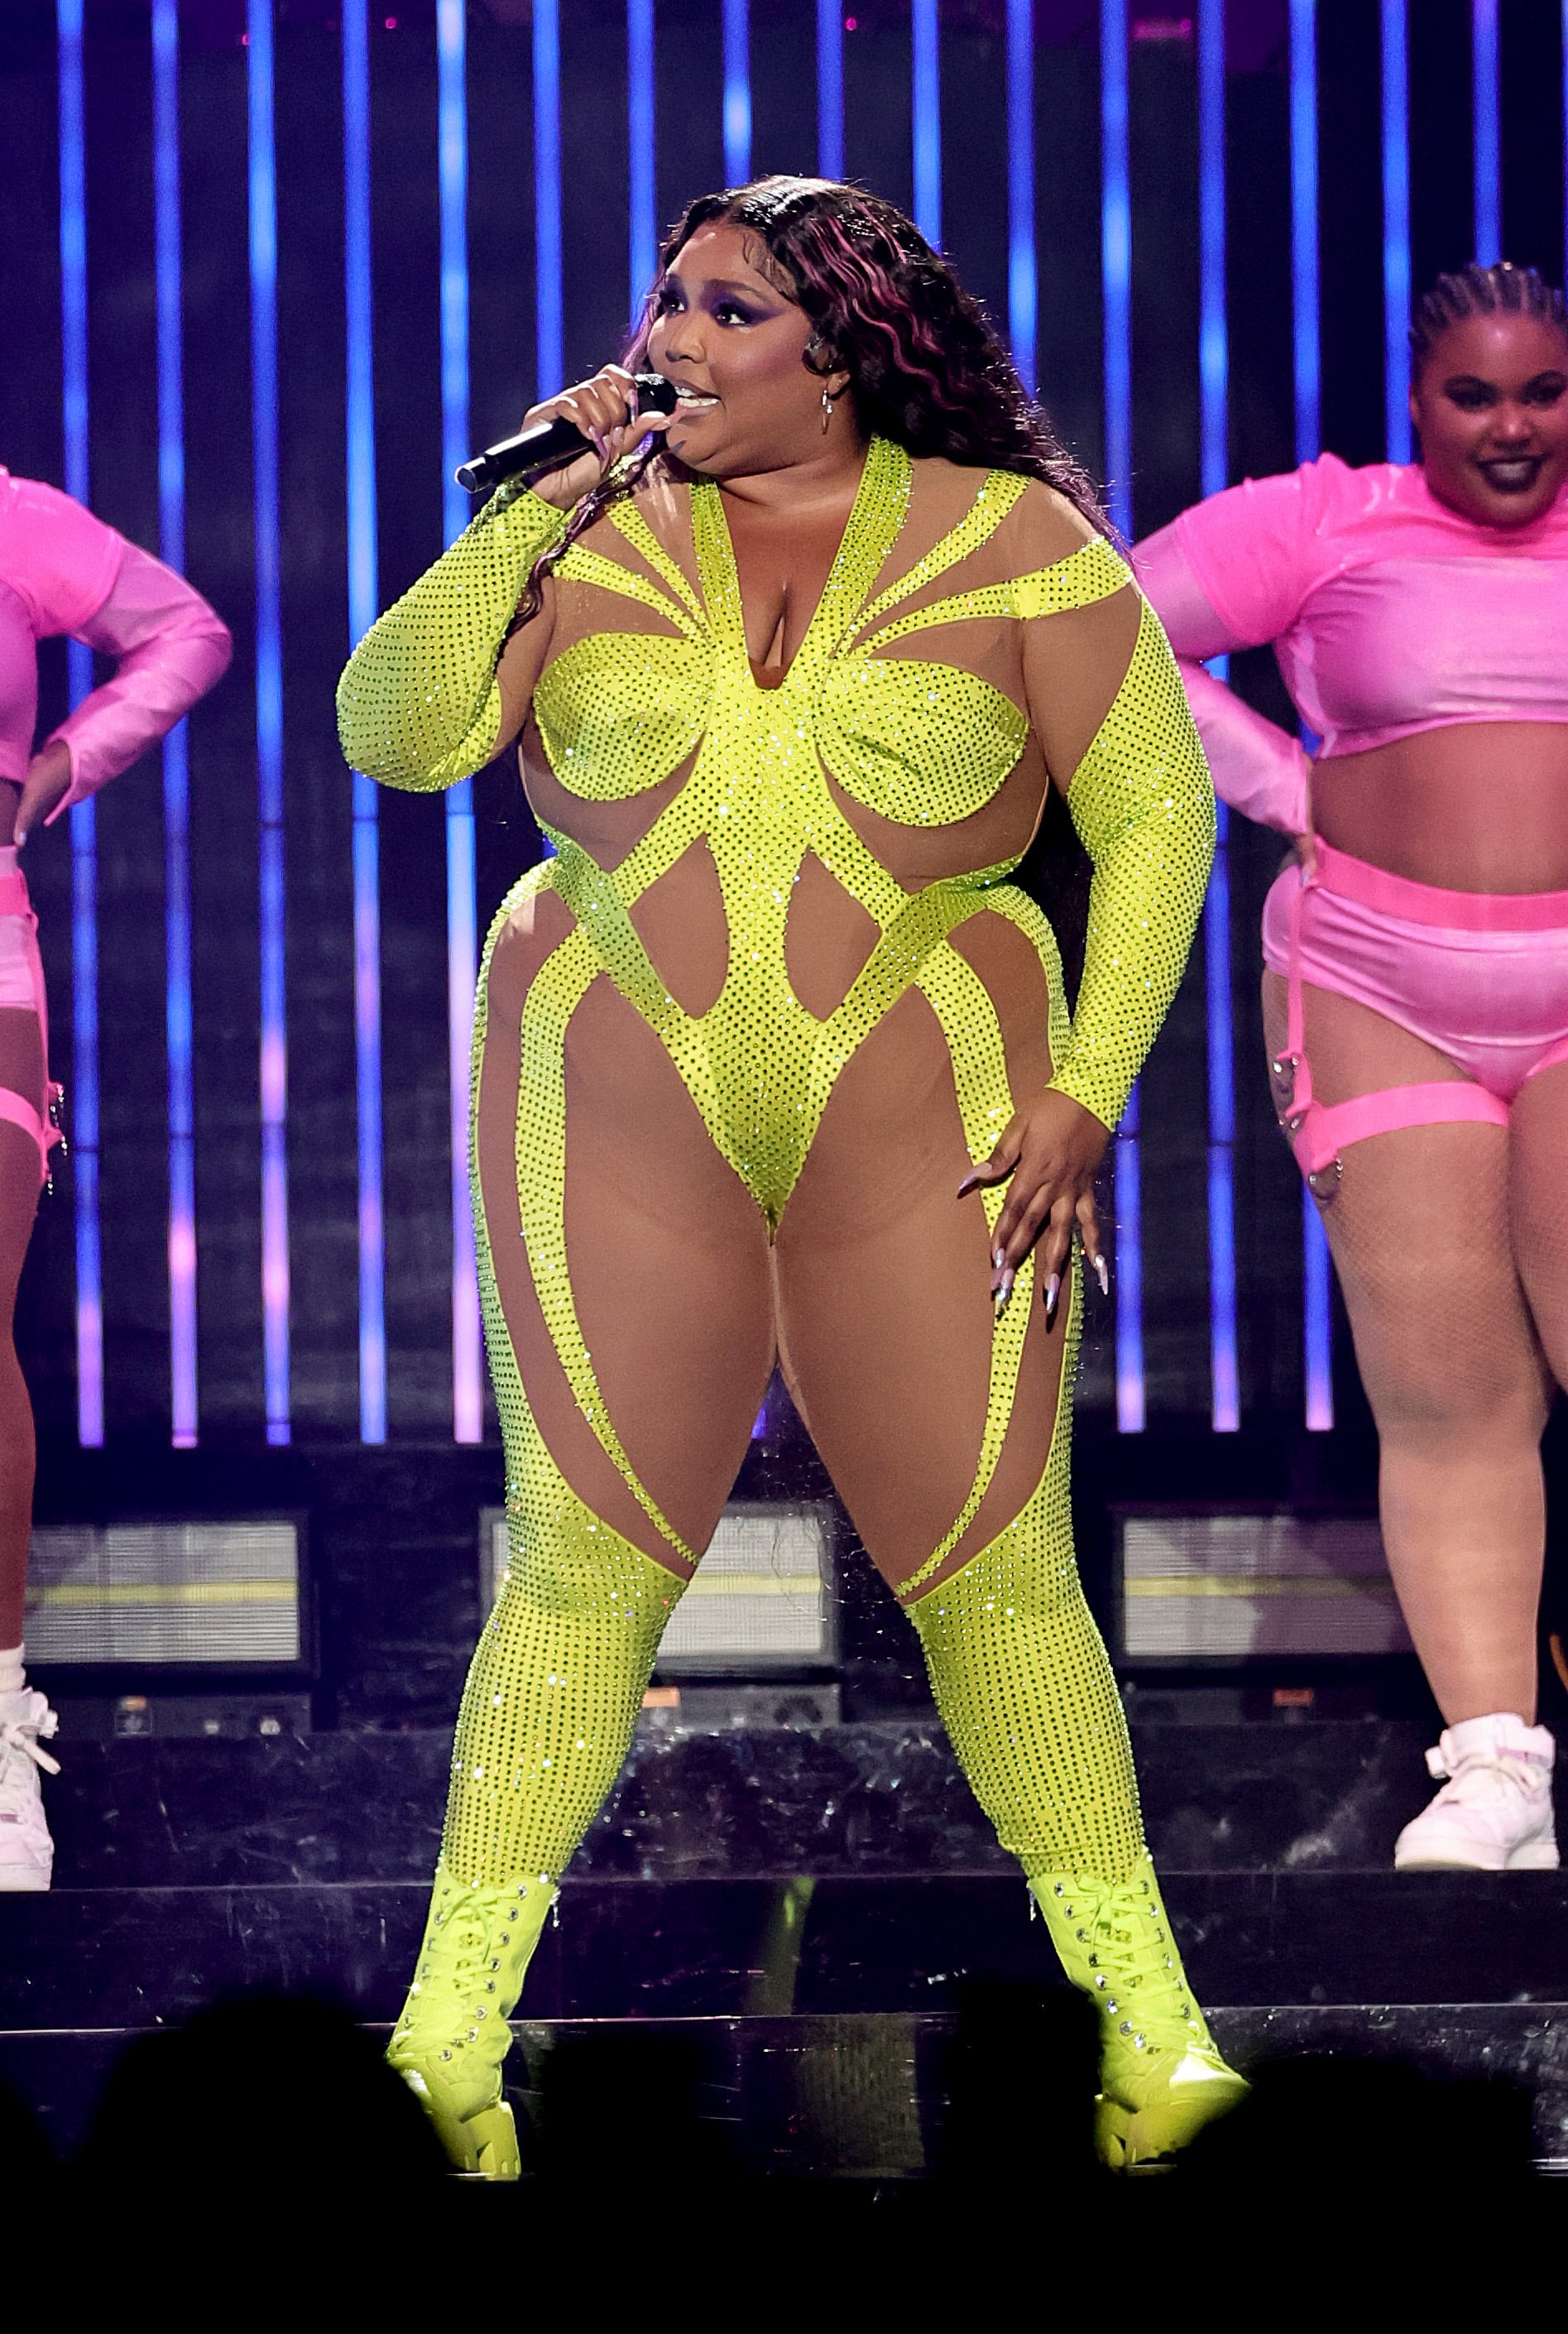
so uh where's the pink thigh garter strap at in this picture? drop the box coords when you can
[1268,842,1568,1196]
[0,866,63,1186]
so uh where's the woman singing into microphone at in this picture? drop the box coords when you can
[339,176,1239,2173]
[0,469,230,1889]
[1138,263,1568,1871]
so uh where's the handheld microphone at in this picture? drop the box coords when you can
[454,374,679,494]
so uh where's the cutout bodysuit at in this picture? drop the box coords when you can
[338,437,1230,2173]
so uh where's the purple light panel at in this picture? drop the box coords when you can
[723,0,751,185]
[248,0,291,1447]
[1197,0,1238,1434]
[1100,0,1143,1432]
[1292,0,1334,1430]
[153,0,199,1447]
[57,0,103,1449]
[439,0,483,1444]
[343,0,387,1444]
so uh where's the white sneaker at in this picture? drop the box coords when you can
[0,1687,60,1892]
[1393,1712,1558,1872]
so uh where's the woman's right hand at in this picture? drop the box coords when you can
[521,363,672,511]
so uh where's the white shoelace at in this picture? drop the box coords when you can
[1427,1748,1547,1803]
[0,1708,60,1789]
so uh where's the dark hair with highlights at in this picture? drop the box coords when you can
[1410,259,1568,380]
[513,175,1107,626]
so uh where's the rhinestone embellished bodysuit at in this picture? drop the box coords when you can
[339,439,1231,2171]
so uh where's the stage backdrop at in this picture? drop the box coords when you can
[0,0,1562,1458]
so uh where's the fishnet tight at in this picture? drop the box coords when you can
[436,884,1144,1897]
[1266,972,1568,1724]
[0,1008,45,1647]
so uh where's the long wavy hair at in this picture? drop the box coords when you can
[513,175,1108,627]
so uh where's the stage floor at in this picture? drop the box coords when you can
[3,1717,1567,2168]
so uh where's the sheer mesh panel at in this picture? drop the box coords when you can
[339,440,1213,2058]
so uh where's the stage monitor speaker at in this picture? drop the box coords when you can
[24,1517,306,1674]
[482,1497,837,1674]
[1114,1506,1412,1664]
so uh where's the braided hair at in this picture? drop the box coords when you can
[1409,261,1568,379]
[513,175,1107,628]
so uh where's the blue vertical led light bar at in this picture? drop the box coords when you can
[1291,0,1333,1431]
[722,0,750,186]
[1197,0,1237,1433]
[248,0,290,1446]
[1381,0,1412,463]
[627,0,657,320]
[912,0,942,247]
[343,0,386,1443]
[57,0,101,1448]
[1101,0,1141,1430]
[438,0,482,1445]
[1471,0,1500,266]
[816,0,844,181]
[1289,0,1320,468]
[152,0,198,1446]
[1006,0,1036,392]
[535,0,562,398]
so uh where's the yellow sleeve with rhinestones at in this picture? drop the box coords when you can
[1049,599,1216,1131]
[335,483,567,791]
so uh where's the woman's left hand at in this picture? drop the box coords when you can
[16,740,74,847]
[957,1086,1110,1325]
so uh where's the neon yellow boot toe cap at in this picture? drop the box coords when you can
[396,2065,521,2179]
[1095,2048,1249,2168]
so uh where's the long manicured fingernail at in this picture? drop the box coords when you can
[957,1169,982,1197]
[1094,1254,1110,1296]
[993,1267,1015,1315]
[992,1245,1006,1271]
[1043,1272,1060,1318]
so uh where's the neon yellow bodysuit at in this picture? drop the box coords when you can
[338,436,1242,2173]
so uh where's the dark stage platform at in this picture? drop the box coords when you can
[4,1717,1566,2171]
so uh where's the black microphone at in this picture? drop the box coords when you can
[454,374,679,494]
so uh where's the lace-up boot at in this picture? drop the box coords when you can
[0,1687,60,1893]
[1393,1713,1557,1871]
[1032,1850,1247,2168]
[387,1856,558,2176]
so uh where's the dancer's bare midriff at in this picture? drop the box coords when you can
[1313,719,1568,893]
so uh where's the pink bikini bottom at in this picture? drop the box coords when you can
[0,850,60,1184]
[1260,839,1568,1188]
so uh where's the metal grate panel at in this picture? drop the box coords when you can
[25,1520,301,1667]
[483,1498,836,1674]
[1118,1510,1412,1660]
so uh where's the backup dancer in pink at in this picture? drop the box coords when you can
[0,470,230,1889]
[1138,263,1568,1871]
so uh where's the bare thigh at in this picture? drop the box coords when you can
[775,911,1069,1601]
[0,1009,44,1316]
[1261,972,1547,1425]
[1509,1059,1568,1390]
[476,891,774,1578]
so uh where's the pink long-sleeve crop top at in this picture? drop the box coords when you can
[0,468,232,819]
[1134,452,1568,834]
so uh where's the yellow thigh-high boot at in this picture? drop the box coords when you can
[905,1270,1246,2168]
[388,1429,683,2177]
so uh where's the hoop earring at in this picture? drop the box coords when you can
[821,382,836,433]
